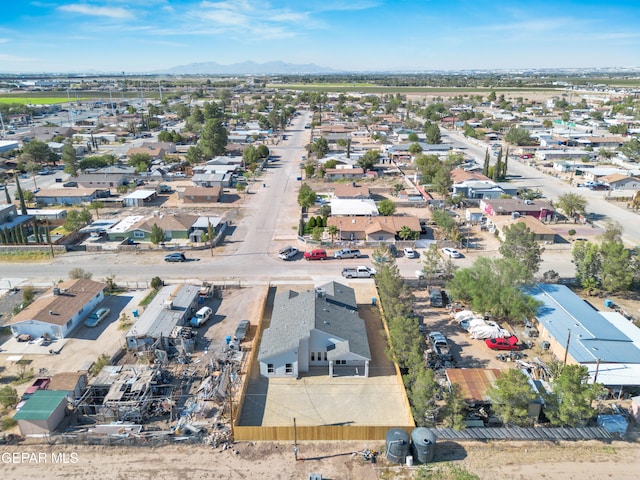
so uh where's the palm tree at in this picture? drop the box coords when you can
[398,226,414,241]
[327,225,338,244]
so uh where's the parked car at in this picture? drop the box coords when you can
[278,246,298,260]
[303,249,327,261]
[164,252,187,262]
[590,184,610,191]
[429,287,444,307]
[485,336,519,351]
[441,247,461,258]
[342,266,376,278]
[334,248,361,259]
[234,320,250,342]
[84,307,110,327]
[189,306,213,327]
[403,247,418,259]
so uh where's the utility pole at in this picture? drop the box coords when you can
[563,329,571,366]
[293,417,298,461]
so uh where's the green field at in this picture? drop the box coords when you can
[0,97,73,105]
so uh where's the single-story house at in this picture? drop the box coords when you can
[122,214,199,242]
[325,167,365,181]
[27,208,67,221]
[488,215,557,243]
[123,189,157,207]
[465,207,484,224]
[192,172,233,188]
[527,284,640,388]
[0,140,20,154]
[480,198,555,221]
[189,216,226,242]
[126,146,167,160]
[125,284,201,350]
[332,183,371,199]
[600,173,640,191]
[258,282,371,378]
[35,187,110,206]
[6,279,106,339]
[327,215,421,242]
[179,186,222,204]
[75,173,129,189]
[47,372,88,399]
[13,390,70,436]
[329,198,379,216]
[453,180,504,199]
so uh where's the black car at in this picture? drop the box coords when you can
[164,252,186,262]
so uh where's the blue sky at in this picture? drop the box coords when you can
[1,0,639,73]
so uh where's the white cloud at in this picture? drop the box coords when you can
[58,4,133,19]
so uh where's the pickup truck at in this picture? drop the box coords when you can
[342,266,376,278]
[428,332,452,361]
[334,248,361,259]
[22,377,50,399]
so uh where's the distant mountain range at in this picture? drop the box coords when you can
[159,60,336,75]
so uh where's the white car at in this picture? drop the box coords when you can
[441,247,461,258]
[403,247,418,258]
[278,246,298,260]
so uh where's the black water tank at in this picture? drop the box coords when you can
[385,428,410,464]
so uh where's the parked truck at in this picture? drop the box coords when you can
[334,248,361,259]
[341,266,376,278]
[428,332,452,361]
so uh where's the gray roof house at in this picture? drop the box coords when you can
[258,282,371,378]
[125,284,201,350]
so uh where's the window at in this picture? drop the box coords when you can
[336,360,346,365]
[66,320,73,328]
[134,231,144,238]
[317,352,322,362]
[311,352,315,361]
[323,352,328,361]
[285,364,293,374]
[267,364,274,374]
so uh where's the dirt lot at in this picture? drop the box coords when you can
[1,438,639,480]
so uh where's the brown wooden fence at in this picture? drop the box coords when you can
[233,425,413,442]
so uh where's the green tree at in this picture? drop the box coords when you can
[408,366,440,426]
[487,91,497,102]
[482,149,490,177]
[297,183,316,211]
[424,122,442,144]
[14,173,28,215]
[327,225,338,244]
[441,383,466,430]
[599,241,633,293]
[311,137,329,159]
[199,118,228,157]
[447,257,541,321]
[488,368,537,426]
[61,143,79,176]
[63,207,92,232]
[23,139,53,164]
[0,385,18,409]
[504,127,534,146]
[415,154,441,183]
[408,142,423,156]
[398,225,416,241]
[150,223,165,244]
[357,150,379,171]
[572,240,602,290]
[432,168,453,199]
[311,226,323,241]
[242,144,259,169]
[89,200,103,219]
[600,221,623,243]
[185,145,205,165]
[129,153,152,173]
[555,193,587,220]
[256,144,270,158]
[421,244,442,287]
[543,365,602,427]
[407,132,419,142]
[377,198,396,216]
[68,268,92,279]
[619,137,640,162]
[499,222,544,278]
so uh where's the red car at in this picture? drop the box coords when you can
[485,336,519,351]
[303,249,327,261]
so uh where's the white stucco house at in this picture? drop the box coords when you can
[258,282,371,378]
[6,279,105,339]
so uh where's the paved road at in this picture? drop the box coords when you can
[442,128,640,246]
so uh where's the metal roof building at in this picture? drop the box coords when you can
[125,284,200,350]
[13,390,69,436]
[528,284,640,386]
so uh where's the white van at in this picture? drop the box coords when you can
[189,306,212,327]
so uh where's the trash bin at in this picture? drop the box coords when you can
[132,309,139,318]
[604,299,614,308]
[371,298,377,306]
[225,335,232,345]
